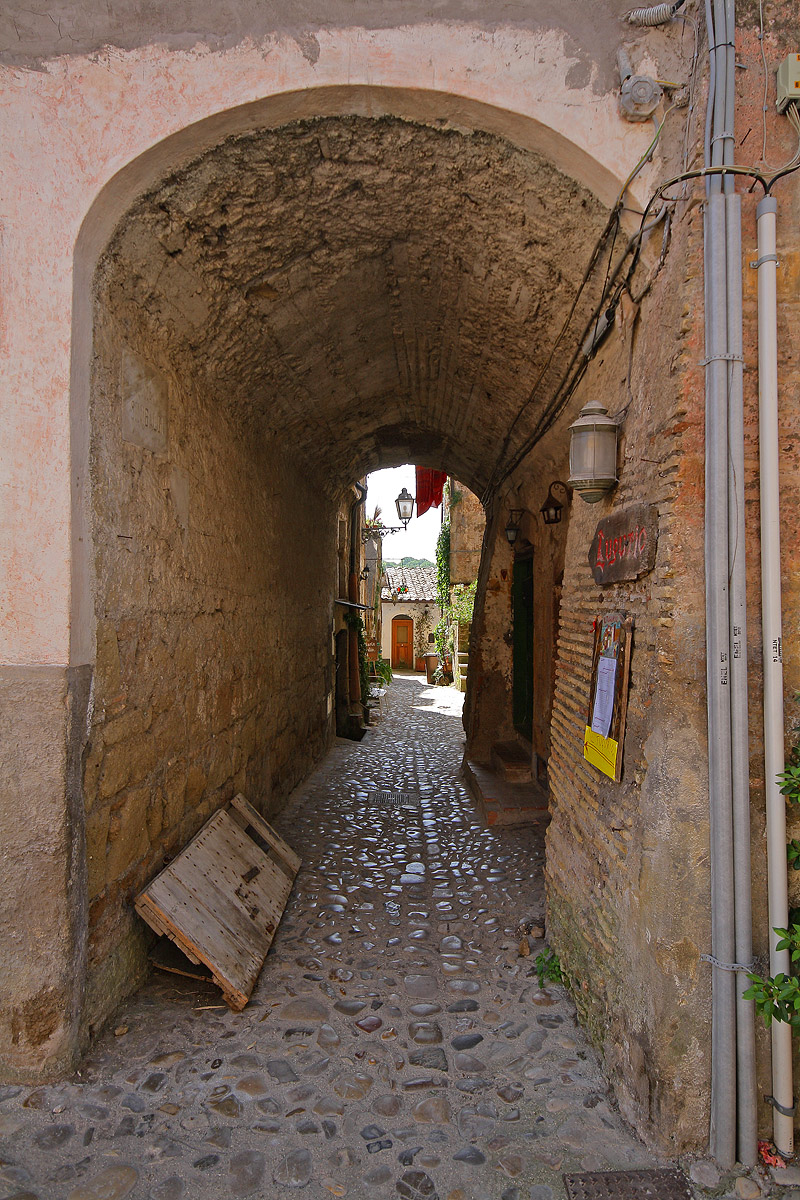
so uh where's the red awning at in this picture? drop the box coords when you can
[415,467,447,517]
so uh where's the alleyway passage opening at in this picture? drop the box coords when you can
[79,100,609,1051]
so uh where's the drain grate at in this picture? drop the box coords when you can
[366,790,421,809]
[563,1170,694,1200]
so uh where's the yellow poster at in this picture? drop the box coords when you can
[583,725,619,780]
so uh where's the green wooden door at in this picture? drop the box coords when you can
[512,556,534,738]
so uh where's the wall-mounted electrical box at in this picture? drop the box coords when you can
[776,53,800,113]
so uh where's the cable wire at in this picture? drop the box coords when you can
[482,103,676,500]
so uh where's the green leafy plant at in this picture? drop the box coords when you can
[375,658,392,685]
[344,612,370,706]
[414,607,435,659]
[451,581,477,625]
[747,694,800,1032]
[777,763,800,804]
[745,925,800,1027]
[534,948,564,988]
[435,521,451,613]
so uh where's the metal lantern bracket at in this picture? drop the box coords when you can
[540,481,570,525]
[505,509,525,545]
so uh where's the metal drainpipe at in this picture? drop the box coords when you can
[726,189,758,1168]
[755,194,794,1159]
[705,189,738,1170]
[720,0,757,1162]
[704,0,737,1166]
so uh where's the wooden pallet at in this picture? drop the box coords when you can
[135,794,301,1011]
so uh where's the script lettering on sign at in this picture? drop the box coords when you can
[589,503,658,585]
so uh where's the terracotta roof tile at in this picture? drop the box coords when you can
[380,566,437,603]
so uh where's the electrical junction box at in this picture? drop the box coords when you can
[776,53,800,113]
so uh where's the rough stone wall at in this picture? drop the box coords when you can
[83,300,337,1033]
[466,4,800,1151]
[465,487,568,767]
[448,481,485,585]
[0,665,88,1079]
[463,507,518,761]
[91,116,609,499]
[539,197,712,1152]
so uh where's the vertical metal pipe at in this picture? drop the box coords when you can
[726,191,757,1167]
[705,190,737,1168]
[755,194,794,1159]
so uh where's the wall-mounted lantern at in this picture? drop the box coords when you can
[505,509,525,546]
[395,487,415,530]
[568,400,619,504]
[359,565,370,581]
[540,481,570,526]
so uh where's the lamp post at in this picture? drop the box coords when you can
[567,400,619,503]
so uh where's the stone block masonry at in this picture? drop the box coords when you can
[81,303,338,1037]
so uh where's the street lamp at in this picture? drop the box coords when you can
[395,487,415,530]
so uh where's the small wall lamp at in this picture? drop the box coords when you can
[568,400,619,504]
[505,509,525,545]
[359,565,370,580]
[540,481,570,526]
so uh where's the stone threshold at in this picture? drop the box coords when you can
[464,758,551,827]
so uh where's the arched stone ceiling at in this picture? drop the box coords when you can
[98,115,609,496]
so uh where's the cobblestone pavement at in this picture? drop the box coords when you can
[3,675,678,1200]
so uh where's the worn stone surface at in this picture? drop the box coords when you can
[0,677,672,1198]
[447,482,485,586]
[0,665,85,1081]
[98,117,608,500]
[0,0,647,81]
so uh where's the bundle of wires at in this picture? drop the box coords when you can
[763,102,800,173]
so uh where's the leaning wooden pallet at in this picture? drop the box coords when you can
[135,794,301,1010]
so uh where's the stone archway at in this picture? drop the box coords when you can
[75,106,614,1049]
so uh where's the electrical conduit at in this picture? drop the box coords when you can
[755,193,794,1159]
[704,0,758,1166]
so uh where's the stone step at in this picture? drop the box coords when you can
[464,760,550,827]
[490,740,532,783]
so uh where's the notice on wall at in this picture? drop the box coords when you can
[590,656,618,738]
[583,614,633,782]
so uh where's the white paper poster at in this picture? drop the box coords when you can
[591,655,618,739]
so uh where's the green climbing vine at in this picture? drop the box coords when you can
[344,611,370,707]
[434,521,451,665]
[451,581,477,626]
[745,697,800,1028]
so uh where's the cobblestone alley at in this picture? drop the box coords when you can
[1,675,669,1200]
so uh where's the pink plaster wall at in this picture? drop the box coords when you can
[0,24,666,667]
